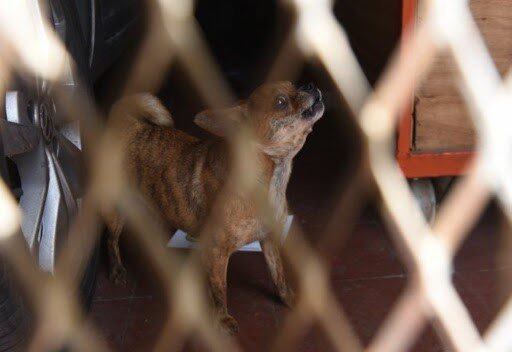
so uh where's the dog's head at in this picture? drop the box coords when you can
[194,81,324,158]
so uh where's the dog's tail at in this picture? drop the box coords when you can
[110,93,174,127]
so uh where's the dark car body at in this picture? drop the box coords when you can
[68,0,142,80]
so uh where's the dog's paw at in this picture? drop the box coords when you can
[218,314,239,335]
[109,265,128,286]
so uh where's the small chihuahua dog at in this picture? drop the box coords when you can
[106,81,324,334]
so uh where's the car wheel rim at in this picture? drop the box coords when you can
[0,0,83,272]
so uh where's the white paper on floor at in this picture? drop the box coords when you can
[167,215,294,252]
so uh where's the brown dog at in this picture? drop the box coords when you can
[106,81,324,334]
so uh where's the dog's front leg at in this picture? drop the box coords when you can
[203,248,239,334]
[260,238,295,307]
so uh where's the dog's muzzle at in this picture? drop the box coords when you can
[300,83,324,120]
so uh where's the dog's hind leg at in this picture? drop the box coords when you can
[260,237,295,307]
[105,211,128,285]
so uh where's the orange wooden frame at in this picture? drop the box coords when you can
[397,0,474,178]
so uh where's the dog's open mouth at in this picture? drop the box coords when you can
[302,95,324,119]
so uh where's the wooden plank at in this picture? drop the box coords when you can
[415,95,476,151]
[414,0,512,152]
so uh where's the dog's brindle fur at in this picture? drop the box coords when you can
[106,81,324,334]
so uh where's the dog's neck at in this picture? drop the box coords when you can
[259,153,292,222]
[213,138,293,221]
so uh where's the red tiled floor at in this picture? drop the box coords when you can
[90,206,505,352]
[91,298,133,350]
[453,209,504,273]
[332,276,406,344]
[453,268,512,334]
[329,221,405,281]
[289,324,337,352]
[121,296,167,352]
[410,325,448,352]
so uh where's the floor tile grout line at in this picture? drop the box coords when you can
[332,265,512,284]
[118,280,138,346]
[333,273,406,283]
[453,265,512,274]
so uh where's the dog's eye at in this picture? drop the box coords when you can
[275,95,288,110]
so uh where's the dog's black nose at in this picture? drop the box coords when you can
[300,83,316,92]
[300,83,322,102]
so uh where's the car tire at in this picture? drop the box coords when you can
[0,0,99,350]
[0,262,31,352]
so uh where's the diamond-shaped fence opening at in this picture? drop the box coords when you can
[1,0,512,351]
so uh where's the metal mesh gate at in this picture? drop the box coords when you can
[0,0,510,351]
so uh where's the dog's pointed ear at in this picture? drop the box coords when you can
[194,103,246,137]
